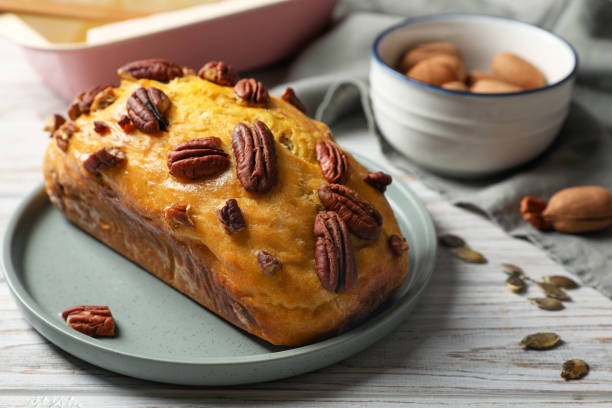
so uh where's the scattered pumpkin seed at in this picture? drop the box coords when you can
[528,297,565,311]
[450,247,487,264]
[506,275,526,293]
[438,234,466,248]
[561,359,589,380]
[500,263,526,278]
[536,282,571,301]
[543,275,579,290]
[519,332,561,350]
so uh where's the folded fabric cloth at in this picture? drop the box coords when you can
[271,0,612,297]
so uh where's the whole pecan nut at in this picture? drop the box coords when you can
[54,121,78,152]
[117,59,183,82]
[364,171,392,193]
[61,305,115,337]
[164,203,194,228]
[127,87,171,134]
[257,251,281,275]
[83,147,126,174]
[68,85,113,120]
[316,141,349,184]
[198,61,239,86]
[216,199,246,234]
[234,78,270,104]
[281,87,307,113]
[167,137,229,180]
[317,183,383,240]
[314,211,357,292]
[231,121,278,193]
[388,234,409,256]
[521,186,612,233]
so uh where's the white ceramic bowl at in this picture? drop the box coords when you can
[369,14,578,178]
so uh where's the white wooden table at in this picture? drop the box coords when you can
[1,36,612,407]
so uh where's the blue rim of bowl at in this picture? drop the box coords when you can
[371,12,579,97]
[2,152,437,367]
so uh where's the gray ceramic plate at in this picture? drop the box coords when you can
[3,154,436,386]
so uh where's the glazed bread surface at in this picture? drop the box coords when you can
[43,63,409,346]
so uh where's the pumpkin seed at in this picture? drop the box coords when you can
[438,234,466,248]
[501,263,531,282]
[543,275,579,290]
[536,282,571,301]
[450,247,487,264]
[501,263,524,276]
[506,275,526,293]
[519,332,561,350]
[561,359,589,380]
[528,297,565,311]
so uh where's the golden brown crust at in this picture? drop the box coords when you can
[42,73,409,346]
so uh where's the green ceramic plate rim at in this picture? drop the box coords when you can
[3,153,436,367]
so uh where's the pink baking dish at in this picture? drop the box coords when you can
[0,0,336,100]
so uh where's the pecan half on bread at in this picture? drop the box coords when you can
[314,211,357,292]
[83,147,126,174]
[317,184,383,240]
[117,115,135,133]
[44,114,66,133]
[388,234,409,256]
[68,85,113,120]
[364,171,392,193]
[234,78,270,104]
[257,251,282,275]
[198,61,239,86]
[281,87,307,113]
[231,121,278,193]
[164,203,194,228]
[216,199,246,234]
[118,59,183,82]
[93,120,110,135]
[54,121,78,152]
[316,141,349,184]
[167,137,229,180]
[126,87,171,134]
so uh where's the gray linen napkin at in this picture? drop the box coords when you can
[271,0,612,297]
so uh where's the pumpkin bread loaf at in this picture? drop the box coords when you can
[43,59,409,346]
